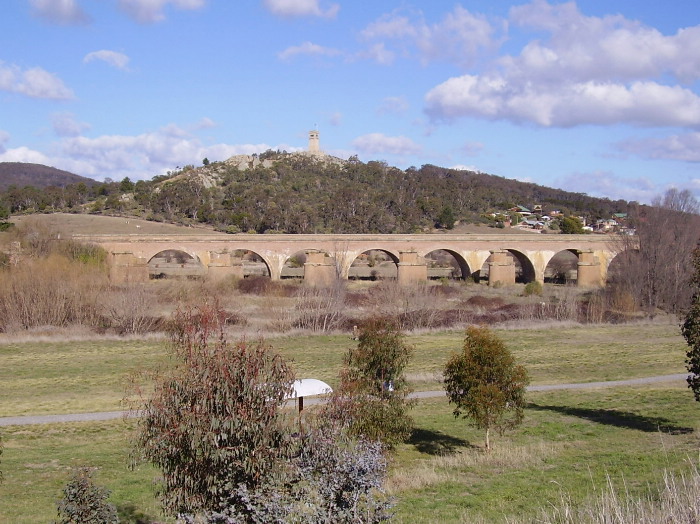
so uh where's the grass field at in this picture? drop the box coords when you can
[0,323,686,417]
[0,322,695,522]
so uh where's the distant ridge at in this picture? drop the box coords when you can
[0,162,98,191]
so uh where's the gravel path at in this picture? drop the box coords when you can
[0,373,688,427]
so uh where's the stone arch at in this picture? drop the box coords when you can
[348,248,400,280]
[544,249,580,284]
[231,249,272,278]
[422,249,471,280]
[148,249,206,279]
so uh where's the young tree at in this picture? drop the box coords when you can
[683,246,700,400]
[131,304,295,517]
[55,467,119,524]
[443,326,529,451]
[324,317,414,447]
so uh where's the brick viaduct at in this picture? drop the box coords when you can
[75,233,624,288]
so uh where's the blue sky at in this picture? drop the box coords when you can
[1,0,700,204]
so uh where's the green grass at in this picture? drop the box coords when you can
[0,323,687,417]
[1,419,165,523]
[0,322,694,522]
[1,384,697,523]
[391,383,700,523]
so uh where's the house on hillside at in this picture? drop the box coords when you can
[509,205,531,215]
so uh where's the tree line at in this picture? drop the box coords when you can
[0,152,632,234]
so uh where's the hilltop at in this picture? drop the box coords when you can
[0,152,632,234]
[0,162,98,191]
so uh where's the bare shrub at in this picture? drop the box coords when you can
[237,275,297,297]
[582,290,606,324]
[464,295,506,309]
[237,275,273,294]
[293,283,347,332]
[363,282,447,331]
[549,286,581,322]
[7,218,58,258]
[0,255,108,333]
[106,284,161,335]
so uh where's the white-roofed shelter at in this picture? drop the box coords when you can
[286,378,333,412]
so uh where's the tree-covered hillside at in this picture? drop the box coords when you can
[0,162,98,191]
[0,152,631,233]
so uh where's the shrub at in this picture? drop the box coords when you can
[0,255,108,332]
[132,304,295,517]
[55,467,119,524]
[324,317,415,448]
[105,284,161,335]
[524,280,543,296]
[237,275,272,294]
[293,284,346,332]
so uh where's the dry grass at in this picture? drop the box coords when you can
[530,463,700,524]
[10,212,221,236]
[388,440,563,493]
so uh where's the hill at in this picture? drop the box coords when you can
[0,153,632,233]
[0,162,97,191]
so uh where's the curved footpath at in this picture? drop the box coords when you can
[0,373,688,427]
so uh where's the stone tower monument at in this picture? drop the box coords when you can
[308,129,320,154]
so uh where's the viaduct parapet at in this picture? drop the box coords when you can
[75,232,623,288]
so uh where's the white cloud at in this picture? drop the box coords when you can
[507,0,700,84]
[0,61,73,100]
[263,0,339,19]
[616,132,700,163]
[278,42,341,61]
[352,133,422,156]
[16,124,295,180]
[377,96,409,116]
[116,0,206,24]
[83,50,131,71]
[361,6,498,67]
[51,112,91,137]
[421,1,700,129]
[425,75,700,128]
[30,0,90,25]
[556,170,658,203]
[450,164,480,172]
[0,146,52,165]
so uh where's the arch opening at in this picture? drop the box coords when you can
[545,249,580,285]
[233,249,271,278]
[424,249,470,280]
[349,250,398,281]
[148,249,205,280]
